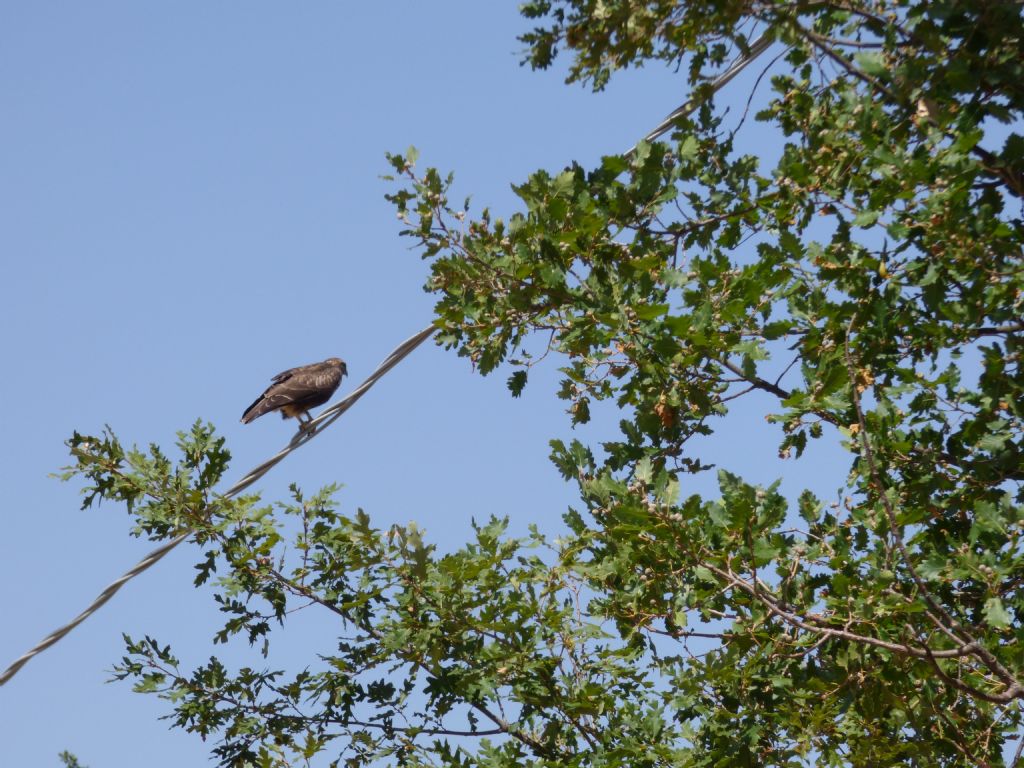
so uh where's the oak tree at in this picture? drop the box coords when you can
[68,2,1023,765]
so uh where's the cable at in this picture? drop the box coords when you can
[0,325,437,687]
[625,29,775,156]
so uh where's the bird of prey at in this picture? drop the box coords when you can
[241,357,348,427]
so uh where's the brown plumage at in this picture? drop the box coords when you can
[241,357,348,425]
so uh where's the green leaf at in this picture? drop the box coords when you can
[635,456,653,483]
[507,370,528,397]
[983,597,1011,629]
[854,52,887,77]
[634,303,669,320]
[852,209,880,228]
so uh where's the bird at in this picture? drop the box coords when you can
[241,357,348,427]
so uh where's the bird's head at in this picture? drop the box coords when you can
[326,357,348,377]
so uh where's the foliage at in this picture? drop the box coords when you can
[58,752,89,768]
[65,1,1023,766]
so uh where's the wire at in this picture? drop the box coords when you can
[626,29,775,156]
[227,325,437,494]
[1,30,781,688]
[0,325,437,687]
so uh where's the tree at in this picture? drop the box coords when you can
[66,1,1023,765]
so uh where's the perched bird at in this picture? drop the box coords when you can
[241,357,348,426]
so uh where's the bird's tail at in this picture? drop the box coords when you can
[240,396,267,423]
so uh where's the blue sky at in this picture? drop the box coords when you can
[0,4,856,766]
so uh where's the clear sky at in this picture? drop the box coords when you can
[0,4,852,766]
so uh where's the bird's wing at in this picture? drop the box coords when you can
[241,364,342,423]
[270,364,305,384]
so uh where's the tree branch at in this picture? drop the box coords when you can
[259,563,556,758]
[795,24,1024,197]
[702,560,980,660]
[844,318,1024,703]
[718,358,793,400]
[328,718,506,738]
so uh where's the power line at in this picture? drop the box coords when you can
[627,29,775,156]
[0,326,436,687]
